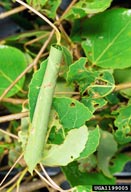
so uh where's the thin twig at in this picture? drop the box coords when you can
[0,172,21,191]
[24,33,49,48]
[115,82,131,91]
[0,153,23,186]
[0,5,26,19]
[16,168,28,192]
[0,30,55,101]
[0,111,29,123]
[35,168,72,192]
[55,91,79,95]
[35,169,60,191]
[2,97,26,105]
[0,128,18,139]
[40,164,62,191]
[5,173,65,192]
[15,0,61,43]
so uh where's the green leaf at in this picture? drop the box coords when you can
[59,46,73,79]
[81,97,107,113]
[29,59,48,121]
[62,161,116,186]
[43,0,61,19]
[0,45,27,97]
[114,104,131,144]
[64,0,112,19]
[67,57,97,94]
[0,147,4,155]
[71,9,131,69]
[67,57,95,93]
[79,127,100,159]
[26,0,61,19]
[55,80,74,97]
[26,0,48,9]
[42,125,88,166]
[73,185,92,192]
[97,130,117,178]
[24,45,63,174]
[67,58,115,95]
[88,71,115,97]
[53,97,92,130]
[47,109,65,145]
[62,46,73,66]
[105,92,119,105]
[47,125,65,145]
[110,154,131,175]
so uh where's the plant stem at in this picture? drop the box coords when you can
[0,5,26,19]
[0,128,18,139]
[115,82,131,91]
[0,154,23,186]
[0,111,29,123]
[35,169,60,190]
[0,172,21,191]
[16,168,28,192]
[24,33,49,48]
[2,97,26,105]
[40,163,62,191]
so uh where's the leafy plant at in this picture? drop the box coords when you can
[0,0,131,191]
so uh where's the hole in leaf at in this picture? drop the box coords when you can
[55,115,59,120]
[71,156,73,159]
[70,102,76,107]
[93,103,99,108]
[82,3,87,8]
[88,51,92,56]
[84,62,88,69]
[126,133,131,137]
[99,73,104,77]
[95,79,107,85]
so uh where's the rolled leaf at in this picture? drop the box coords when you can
[24,45,63,173]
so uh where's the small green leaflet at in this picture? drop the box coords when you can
[26,0,61,19]
[53,97,92,130]
[64,0,112,19]
[73,185,92,192]
[88,71,115,97]
[110,153,131,175]
[114,104,131,144]
[81,96,107,113]
[62,161,116,186]
[26,0,48,9]
[67,57,115,95]
[0,45,27,97]
[97,130,117,178]
[43,0,61,19]
[79,127,100,159]
[42,125,88,166]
